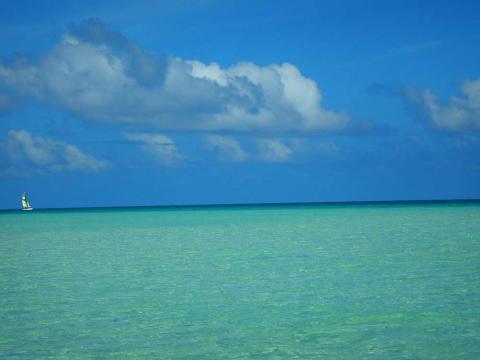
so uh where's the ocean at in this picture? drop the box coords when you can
[0,201,479,359]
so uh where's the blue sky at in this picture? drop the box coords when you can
[0,0,479,209]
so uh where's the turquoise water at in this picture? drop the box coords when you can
[0,202,479,359]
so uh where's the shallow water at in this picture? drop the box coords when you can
[1,202,479,359]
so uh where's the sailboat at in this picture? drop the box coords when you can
[22,192,33,211]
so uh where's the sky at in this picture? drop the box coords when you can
[0,0,479,209]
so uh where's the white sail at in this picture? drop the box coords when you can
[22,192,33,210]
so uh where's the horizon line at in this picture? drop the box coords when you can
[2,198,480,212]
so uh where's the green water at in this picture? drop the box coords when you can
[0,202,479,359]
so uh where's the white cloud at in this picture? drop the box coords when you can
[0,19,350,133]
[124,133,183,165]
[403,79,480,132]
[203,135,338,163]
[3,130,107,174]
[203,134,248,162]
[256,138,293,163]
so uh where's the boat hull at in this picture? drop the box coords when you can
[22,207,33,211]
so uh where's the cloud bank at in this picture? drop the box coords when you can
[0,19,350,134]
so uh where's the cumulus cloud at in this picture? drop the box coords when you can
[256,138,293,163]
[124,133,183,165]
[0,19,350,133]
[373,79,480,132]
[203,134,248,162]
[2,130,107,174]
